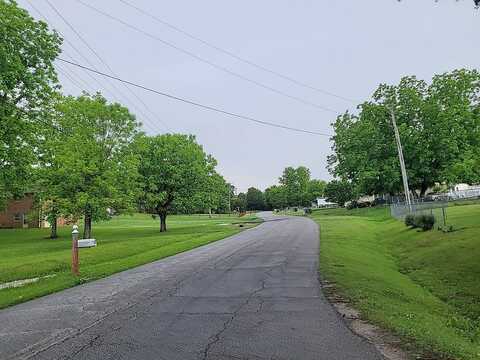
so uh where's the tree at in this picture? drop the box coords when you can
[279,166,311,206]
[231,192,247,212]
[307,179,326,203]
[194,159,230,217]
[41,94,140,239]
[136,134,211,232]
[324,180,355,207]
[264,185,287,210]
[328,69,480,198]
[246,187,265,211]
[0,0,61,209]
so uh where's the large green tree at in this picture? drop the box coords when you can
[193,158,230,216]
[231,192,247,212]
[264,185,287,210]
[324,180,355,207]
[307,179,327,203]
[279,166,311,206]
[0,0,61,209]
[41,94,140,239]
[329,69,480,198]
[246,187,265,211]
[136,134,211,232]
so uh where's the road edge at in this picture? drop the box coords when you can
[313,218,411,360]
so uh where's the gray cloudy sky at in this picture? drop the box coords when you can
[20,0,479,192]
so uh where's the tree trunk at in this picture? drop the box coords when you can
[84,212,92,239]
[159,210,167,232]
[50,216,58,239]
[208,208,212,218]
[420,182,429,198]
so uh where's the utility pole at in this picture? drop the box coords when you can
[228,190,231,215]
[389,107,412,211]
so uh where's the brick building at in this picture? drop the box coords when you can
[0,194,40,228]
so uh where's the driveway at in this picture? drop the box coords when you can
[0,212,381,359]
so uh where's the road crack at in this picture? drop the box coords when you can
[202,274,268,360]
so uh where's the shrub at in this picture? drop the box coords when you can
[305,208,312,214]
[346,200,358,210]
[357,201,371,208]
[405,214,435,231]
[405,214,416,227]
[414,214,435,231]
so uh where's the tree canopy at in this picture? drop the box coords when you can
[136,134,215,232]
[0,0,61,209]
[264,185,287,210]
[324,180,355,207]
[231,192,247,212]
[246,187,265,211]
[328,69,480,198]
[40,94,140,238]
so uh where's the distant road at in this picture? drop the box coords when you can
[0,212,380,360]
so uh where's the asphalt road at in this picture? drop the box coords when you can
[0,212,381,360]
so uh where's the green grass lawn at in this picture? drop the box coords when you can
[310,204,480,360]
[0,213,260,309]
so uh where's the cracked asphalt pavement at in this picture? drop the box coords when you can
[0,212,381,360]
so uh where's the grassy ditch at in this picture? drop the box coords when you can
[311,204,480,359]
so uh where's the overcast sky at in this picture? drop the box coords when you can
[19,0,479,192]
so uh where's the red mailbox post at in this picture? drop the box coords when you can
[72,225,79,276]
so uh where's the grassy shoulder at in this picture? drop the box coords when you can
[310,205,480,360]
[0,213,260,309]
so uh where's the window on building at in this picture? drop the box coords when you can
[13,213,21,221]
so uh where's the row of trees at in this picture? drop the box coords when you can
[231,167,326,211]
[328,69,480,200]
[42,94,232,237]
[1,1,232,237]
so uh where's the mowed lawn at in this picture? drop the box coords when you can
[0,213,260,309]
[311,204,480,360]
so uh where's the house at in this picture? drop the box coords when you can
[358,194,375,204]
[447,184,480,200]
[312,197,337,208]
[453,183,479,191]
[0,194,39,228]
[0,194,69,229]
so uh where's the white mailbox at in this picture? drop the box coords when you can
[77,239,97,248]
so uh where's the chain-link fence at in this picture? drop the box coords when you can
[390,199,449,226]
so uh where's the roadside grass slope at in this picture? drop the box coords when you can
[0,213,260,309]
[311,204,480,359]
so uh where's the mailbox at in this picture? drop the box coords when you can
[77,239,97,248]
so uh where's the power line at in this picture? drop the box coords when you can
[43,0,168,133]
[74,0,339,114]
[118,0,357,104]
[55,51,96,93]
[26,1,121,99]
[24,0,159,134]
[56,65,86,92]
[59,58,333,137]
